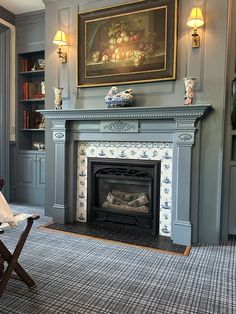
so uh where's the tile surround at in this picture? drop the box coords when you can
[77,141,173,237]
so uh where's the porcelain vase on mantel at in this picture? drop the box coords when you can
[53,87,63,110]
[183,77,196,105]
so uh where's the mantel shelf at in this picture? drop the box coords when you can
[38,104,213,122]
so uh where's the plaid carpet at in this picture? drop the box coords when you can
[0,204,235,314]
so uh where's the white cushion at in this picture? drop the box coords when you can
[0,191,17,227]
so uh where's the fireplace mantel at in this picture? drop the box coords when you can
[41,105,212,121]
[40,104,212,246]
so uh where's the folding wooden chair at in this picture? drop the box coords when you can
[0,177,40,297]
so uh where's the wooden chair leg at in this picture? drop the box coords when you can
[0,215,39,297]
[0,242,35,288]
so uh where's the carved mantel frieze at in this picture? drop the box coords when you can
[100,120,139,133]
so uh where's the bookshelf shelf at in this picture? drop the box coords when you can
[18,149,45,154]
[18,50,45,151]
[19,70,45,76]
[20,128,45,132]
[19,99,44,102]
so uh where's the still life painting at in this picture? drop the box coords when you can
[77,0,178,87]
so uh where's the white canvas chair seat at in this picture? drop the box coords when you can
[0,191,17,228]
[0,189,39,297]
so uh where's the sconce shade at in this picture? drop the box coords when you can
[187,7,204,28]
[53,31,67,46]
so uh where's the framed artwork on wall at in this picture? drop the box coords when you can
[77,0,178,88]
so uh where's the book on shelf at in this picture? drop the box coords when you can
[30,94,44,100]
[20,59,32,72]
[22,82,29,99]
[28,82,37,99]
[23,111,45,129]
[22,82,44,100]
[23,110,28,129]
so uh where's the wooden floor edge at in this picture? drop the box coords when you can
[39,223,190,257]
[183,246,192,256]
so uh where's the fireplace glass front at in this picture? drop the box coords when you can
[87,158,161,234]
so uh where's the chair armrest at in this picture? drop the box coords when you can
[27,214,40,221]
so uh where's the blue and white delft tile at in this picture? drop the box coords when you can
[140,151,148,158]
[161,224,171,235]
[77,141,173,237]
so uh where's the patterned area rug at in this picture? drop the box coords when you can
[0,204,235,314]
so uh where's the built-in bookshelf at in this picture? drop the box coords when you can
[17,51,45,151]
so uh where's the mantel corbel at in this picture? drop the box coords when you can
[51,120,68,143]
[174,117,198,128]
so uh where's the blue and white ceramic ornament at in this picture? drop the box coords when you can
[105,86,134,107]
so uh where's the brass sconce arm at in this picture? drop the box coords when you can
[191,28,201,48]
[57,46,67,63]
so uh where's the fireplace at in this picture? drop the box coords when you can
[41,105,212,245]
[87,158,161,233]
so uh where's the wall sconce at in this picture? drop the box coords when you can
[53,30,67,63]
[187,7,204,48]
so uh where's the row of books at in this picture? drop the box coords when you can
[20,58,45,72]
[22,82,43,100]
[21,59,32,72]
[23,111,45,129]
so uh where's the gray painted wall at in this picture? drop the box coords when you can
[15,11,45,53]
[43,0,229,244]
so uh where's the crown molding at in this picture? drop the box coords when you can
[0,6,15,25]
[15,10,45,26]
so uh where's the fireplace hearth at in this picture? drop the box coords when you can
[87,158,161,234]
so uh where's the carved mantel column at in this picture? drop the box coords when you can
[172,118,197,245]
[51,120,69,223]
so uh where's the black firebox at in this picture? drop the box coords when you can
[87,158,161,234]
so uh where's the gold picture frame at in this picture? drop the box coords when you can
[77,0,178,87]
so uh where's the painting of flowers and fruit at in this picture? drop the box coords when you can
[77,0,178,87]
